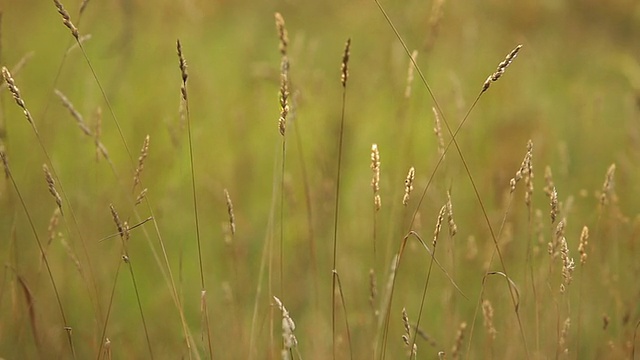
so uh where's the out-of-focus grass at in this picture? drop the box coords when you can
[0,0,639,359]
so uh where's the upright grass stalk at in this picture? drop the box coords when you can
[332,38,351,360]
[575,225,589,358]
[176,39,214,358]
[0,150,76,359]
[371,3,528,356]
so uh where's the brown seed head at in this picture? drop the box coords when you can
[446,190,457,237]
[53,0,79,39]
[481,299,497,340]
[274,12,288,57]
[404,50,418,99]
[278,57,290,136]
[2,66,35,127]
[433,204,447,247]
[600,163,616,207]
[54,89,92,136]
[43,164,63,213]
[482,44,522,93]
[371,144,381,210]
[340,38,351,88]
[133,135,150,191]
[432,107,445,158]
[224,188,236,236]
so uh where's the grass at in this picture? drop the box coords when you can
[0,0,639,359]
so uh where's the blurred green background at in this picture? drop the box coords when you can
[1,0,639,359]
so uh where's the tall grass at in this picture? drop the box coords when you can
[0,0,638,359]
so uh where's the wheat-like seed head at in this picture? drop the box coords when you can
[278,57,290,136]
[433,204,447,247]
[109,204,127,241]
[446,190,457,237]
[600,163,616,207]
[401,307,417,356]
[274,12,288,57]
[224,188,236,236]
[53,0,79,39]
[368,268,377,315]
[54,89,92,136]
[135,188,148,206]
[481,299,497,340]
[550,186,559,224]
[133,135,150,191]
[403,167,415,206]
[578,225,589,265]
[432,107,446,158]
[176,39,188,102]
[273,296,297,358]
[451,321,467,360]
[371,144,381,211]
[340,38,351,88]
[559,317,571,355]
[543,165,554,198]
[43,164,63,213]
[482,44,522,93]
[1,66,35,128]
[510,140,533,194]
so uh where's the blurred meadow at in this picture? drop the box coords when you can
[1,0,640,359]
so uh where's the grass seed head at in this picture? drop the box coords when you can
[482,44,522,93]
[274,12,288,57]
[578,225,589,265]
[53,0,79,39]
[403,167,415,206]
[341,38,351,87]
[2,66,35,127]
[43,164,63,213]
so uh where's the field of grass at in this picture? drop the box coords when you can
[1,0,639,359]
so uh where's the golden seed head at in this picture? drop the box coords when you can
[600,163,616,207]
[403,167,415,206]
[53,0,79,39]
[482,44,522,93]
[578,225,589,265]
[224,188,236,236]
[433,204,447,247]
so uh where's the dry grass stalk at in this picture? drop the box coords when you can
[446,190,457,237]
[340,38,351,88]
[176,39,188,101]
[371,144,381,211]
[54,89,92,136]
[273,296,297,360]
[481,299,497,340]
[43,164,63,213]
[53,0,79,39]
[404,50,418,98]
[482,44,522,93]
[66,34,92,55]
[274,12,288,57]
[1,66,35,128]
[600,163,616,207]
[224,188,236,236]
[432,107,445,158]
[578,226,589,265]
[403,167,415,206]
[550,186,559,224]
[133,135,150,191]
[401,307,417,357]
[278,57,290,136]
[135,188,148,206]
[451,321,467,360]
[79,0,90,15]
[559,232,575,293]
